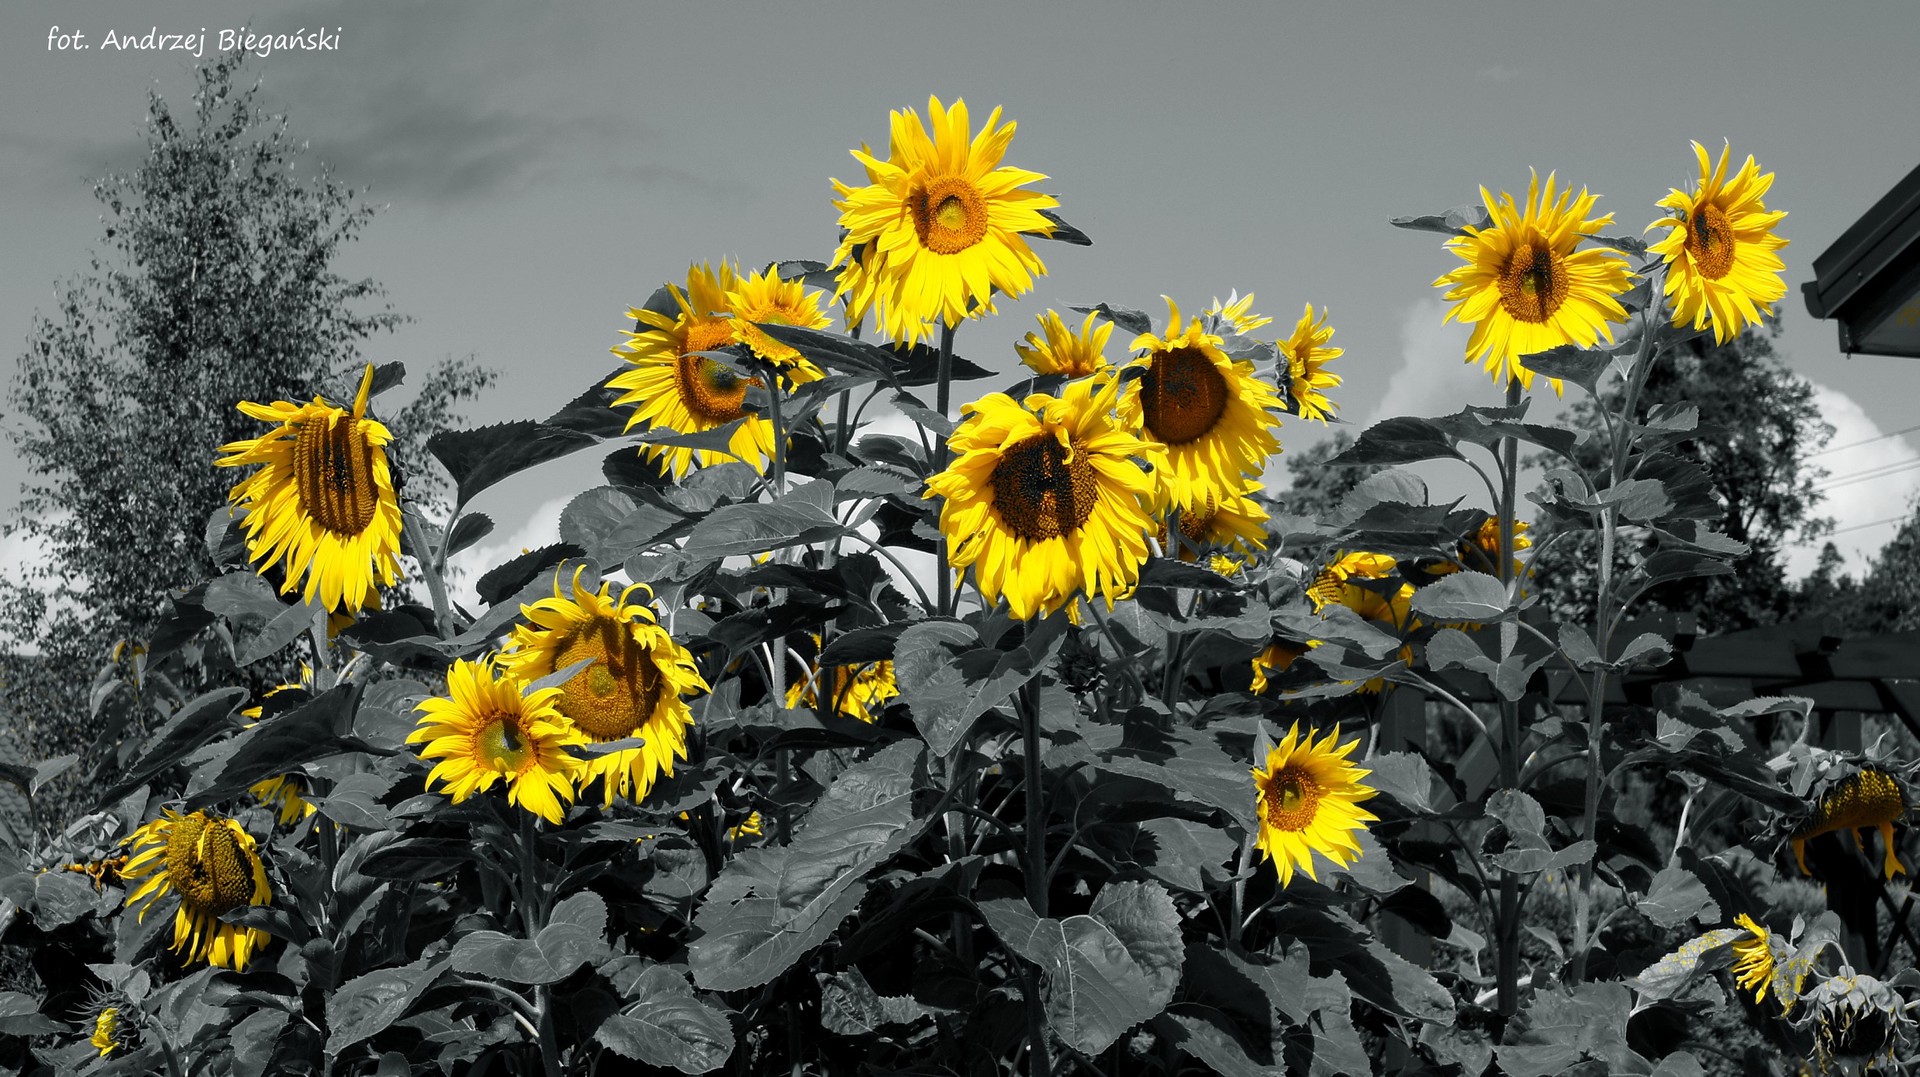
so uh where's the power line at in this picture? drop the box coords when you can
[1830,514,1909,537]
[1809,422,1920,458]
[1813,458,1920,493]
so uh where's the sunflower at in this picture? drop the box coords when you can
[1731,914,1780,1004]
[1430,517,1532,578]
[727,264,833,384]
[1252,723,1379,886]
[120,809,273,970]
[1790,767,1908,881]
[1309,551,1414,629]
[610,261,774,479]
[1118,298,1284,513]
[407,658,587,824]
[242,669,317,826]
[1168,482,1269,561]
[727,811,765,844]
[1016,309,1113,379]
[1647,141,1789,345]
[90,1007,121,1057]
[1250,641,1305,695]
[1804,971,1912,1075]
[787,658,900,723]
[926,376,1165,621]
[1278,303,1344,423]
[215,364,402,614]
[1435,172,1635,394]
[1206,291,1273,335]
[831,95,1057,345]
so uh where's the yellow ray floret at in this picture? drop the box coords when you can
[1279,303,1344,423]
[1016,309,1113,379]
[1647,141,1789,345]
[1252,723,1379,886]
[408,658,588,824]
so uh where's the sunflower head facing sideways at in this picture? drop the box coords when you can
[408,658,588,824]
[216,363,403,615]
[1167,482,1270,562]
[1252,723,1379,886]
[925,376,1165,621]
[726,263,833,384]
[1434,171,1635,395]
[1205,290,1273,336]
[120,809,273,970]
[610,261,774,479]
[499,567,708,806]
[1118,297,1284,513]
[1278,303,1344,423]
[1016,309,1113,379]
[1647,141,1789,345]
[831,95,1058,345]
[787,658,900,723]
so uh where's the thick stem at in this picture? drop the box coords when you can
[1018,679,1050,1076]
[935,323,957,617]
[1495,376,1523,1016]
[403,510,456,640]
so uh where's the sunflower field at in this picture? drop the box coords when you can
[2,95,1913,1076]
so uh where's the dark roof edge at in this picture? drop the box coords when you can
[1806,161,1920,317]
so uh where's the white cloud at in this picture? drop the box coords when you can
[446,496,568,609]
[1788,384,1920,576]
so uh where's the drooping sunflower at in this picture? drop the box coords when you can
[1016,309,1113,379]
[787,658,900,723]
[610,261,774,479]
[1429,517,1532,579]
[1206,291,1273,335]
[1647,141,1789,345]
[1278,303,1344,423]
[120,809,273,970]
[1252,723,1379,886]
[1168,482,1269,561]
[926,376,1165,621]
[1435,172,1635,394]
[407,658,587,824]
[727,264,834,384]
[1118,298,1284,513]
[1731,914,1781,1004]
[1789,767,1908,881]
[498,568,706,806]
[215,364,402,614]
[831,95,1058,345]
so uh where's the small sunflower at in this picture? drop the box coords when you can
[120,809,273,970]
[499,568,706,806]
[1278,303,1344,423]
[1790,767,1908,881]
[90,1006,121,1057]
[1206,291,1273,335]
[831,95,1057,345]
[926,376,1165,621]
[1731,913,1783,1005]
[1250,641,1305,695]
[1430,517,1532,578]
[1647,141,1789,345]
[242,669,318,826]
[1252,723,1379,886]
[1118,298,1285,513]
[215,364,403,614]
[726,812,765,844]
[407,658,587,824]
[1309,551,1414,629]
[1168,483,1269,561]
[727,264,834,384]
[1016,309,1113,379]
[787,658,900,723]
[1435,172,1635,394]
[610,261,774,479]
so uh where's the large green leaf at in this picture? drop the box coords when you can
[893,618,1068,757]
[107,686,249,801]
[595,965,735,1074]
[450,891,611,985]
[429,421,598,511]
[1333,417,1462,466]
[0,992,62,1036]
[1637,865,1719,930]
[325,956,449,1056]
[1496,982,1647,1077]
[818,967,936,1035]
[681,479,846,558]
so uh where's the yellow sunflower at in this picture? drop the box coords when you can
[1647,141,1789,345]
[1309,551,1414,629]
[727,811,765,844]
[1206,291,1273,335]
[1250,641,1305,695]
[407,658,587,824]
[90,1007,120,1057]
[498,568,707,806]
[1119,298,1284,513]
[120,809,273,970]
[215,364,402,614]
[610,261,775,479]
[242,669,318,826]
[926,376,1165,621]
[1278,303,1344,423]
[1435,172,1635,394]
[1430,518,1532,578]
[727,264,833,384]
[831,95,1057,345]
[1731,913,1780,1004]
[1016,309,1112,379]
[1168,482,1269,561]
[1789,767,1908,881]
[1252,723,1379,886]
[787,657,900,723]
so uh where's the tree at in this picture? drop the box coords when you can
[1528,321,1834,634]
[1276,430,1380,520]
[2,54,490,829]
[1794,503,1920,634]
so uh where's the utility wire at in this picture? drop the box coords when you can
[1812,458,1920,493]
[1808,422,1920,458]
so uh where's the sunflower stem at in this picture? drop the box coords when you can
[1017,678,1051,1077]
[935,322,957,617]
[1495,374,1523,1017]
[1084,599,1150,708]
[404,509,456,640]
[765,360,788,496]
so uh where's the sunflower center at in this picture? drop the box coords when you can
[1177,506,1214,545]
[1140,347,1231,445]
[1686,203,1736,280]
[912,177,989,255]
[164,814,254,915]
[1263,766,1324,832]
[990,432,1099,542]
[675,322,760,424]
[551,618,663,741]
[293,415,379,538]
[476,711,533,773]
[1496,243,1569,325]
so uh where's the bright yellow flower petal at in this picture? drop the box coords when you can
[1647,141,1788,345]
[118,809,274,970]
[408,658,589,824]
[1252,723,1379,886]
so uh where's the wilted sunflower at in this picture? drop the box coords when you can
[787,658,900,723]
[1803,970,1913,1076]
[1435,172,1635,394]
[1168,483,1269,561]
[89,1007,121,1057]
[727,264,833,384]
[926,376,1164,621]
[1252,723,1379,886]
[216,364,402,615]
[408,658,587,824]
[499,568,706,806]
[1119,298,1284,513]
[120,809,273,970]
[831,95,1057,345]
[1430,517,1532,579]
[1206,291,1273,335]
[1648,141,1789,345]
[611,261,774,479]
[1790,767,1908,881]
[1731,914,1781,1004]
[1016,309,1113,379]
[1278,303,1344,423]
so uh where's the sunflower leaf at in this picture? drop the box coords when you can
[1389,203,1492,236]
[1517,344,1611,394]
[1637,865,1719,930]
[596,966,736,1073]
[1033,208,1093,246]
[544,367,636,438]
[445,513,494,558]
[1333,418,1462,466]
[751,324,896,384]
[1409,571,1512,623]
[682,478,847,558]
[474,544,588,608]
[429,421,600,511]
[325,956,450,1056]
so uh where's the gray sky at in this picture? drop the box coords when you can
[6,0,1920,596]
